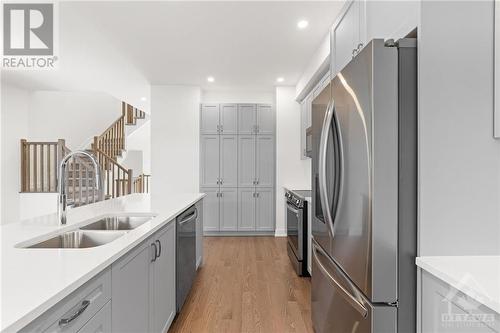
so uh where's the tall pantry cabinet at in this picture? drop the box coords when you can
[200,103,275,234]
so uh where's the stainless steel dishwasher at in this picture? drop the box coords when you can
[176,205,197,312]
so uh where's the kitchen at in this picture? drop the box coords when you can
[1,1,500,333]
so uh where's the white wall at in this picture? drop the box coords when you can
[126,120,151,175]
[28,91,121,149]
[275,86,312,236]
[201,90,274,104]
[1,84,30,225]
[419,1,500,255]
[151,86,201,195]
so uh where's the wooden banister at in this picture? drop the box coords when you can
[93,147,133,198]
[133,174,151,193]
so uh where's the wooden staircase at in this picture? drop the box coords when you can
[20,102,150,207]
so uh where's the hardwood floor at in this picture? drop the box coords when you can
[168,236,314,333]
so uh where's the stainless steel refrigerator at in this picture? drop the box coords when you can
[311,38,417,333]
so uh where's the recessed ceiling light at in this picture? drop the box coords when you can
[297,20,309,30]
[276,77,285,83]
[140,97,147,101]
[207,76,215,83]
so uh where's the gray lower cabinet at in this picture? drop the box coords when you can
[20,268,112,333]
[200,135,220,187]
[201,187,237,232]
[220,188,238,231]
[111,239,152,333]
[78,301,111,333]
[151,222,176,333]
[111,222,176,333]
[238,187,274,231]
[238,188,257,231]
[255,187,274,231]
[421,271,500,333]
[201,187,220,231]
[220,135,238,187]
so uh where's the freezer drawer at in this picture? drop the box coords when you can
[311,241,396,333]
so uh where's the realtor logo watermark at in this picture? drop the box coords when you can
[2,2,58,69]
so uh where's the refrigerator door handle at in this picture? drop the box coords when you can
[312,242,368,318]
[318,99,336,237]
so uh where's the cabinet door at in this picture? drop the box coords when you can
[195,200,203,268]
[238,188,256,231]
[364,1,418,42]
[333,0,360,74]
[78,301,111,333]
[112,240,152,333]
[200,135,220,187]
[200,104,220,134]
[220,103,238,134]
[238,104,256,134]
[200,187,219,232]
[220,135,238,187]
[256,188,274,231]
[238,136,256,187]
[256,135,274,187]
[152,223,176,333]
[220,188,238,231]
[256,104,274,135]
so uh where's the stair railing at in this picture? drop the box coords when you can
[133,174,151,193]
[93,103,126,160]
[93,147,133,198]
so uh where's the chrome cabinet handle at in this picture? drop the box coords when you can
[59,300,90,327]
[312,243,368,318]
[220,179,223,185]
[356,43,363,52]
[352,49,357,58]
[151,243,157,262]
[155,240,161,258]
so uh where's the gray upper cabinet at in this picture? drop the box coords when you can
[220,135,238,187]
[112,239,152,333]
[238,188,256,231]
[220,188,238,231]
[219,104,238,135]
[333,0,361,75]
[201,187,219,232]
[256,135,274,187]
[151,223,176,333]
[256,188,274,231]
[256,104,274,135]
[200,135,220,187]
[238,136,256,187]
[238,104,257,134]
[200,104,220,135]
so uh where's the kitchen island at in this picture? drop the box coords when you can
[0,193,204,333]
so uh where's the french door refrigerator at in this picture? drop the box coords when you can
[311,39,417,333]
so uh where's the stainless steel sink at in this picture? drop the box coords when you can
[80,215,154,231]
[27,230,126,249]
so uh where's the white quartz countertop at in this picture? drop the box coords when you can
[416,256,500,314]
[0,193,205,332]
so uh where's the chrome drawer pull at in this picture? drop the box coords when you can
[58,300,90,327]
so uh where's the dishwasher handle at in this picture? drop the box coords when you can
[178,208,198,225]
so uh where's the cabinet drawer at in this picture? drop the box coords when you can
[77,301,111,333]
[20,268,111,333]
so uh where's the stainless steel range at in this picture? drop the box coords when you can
[286,189,310,277]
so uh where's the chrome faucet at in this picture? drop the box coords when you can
[57,151,104,225]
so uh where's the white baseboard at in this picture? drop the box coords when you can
[274,229,287,237]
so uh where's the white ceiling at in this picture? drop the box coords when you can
[2,1,344,94]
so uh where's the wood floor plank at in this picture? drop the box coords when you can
[168,236,313,333]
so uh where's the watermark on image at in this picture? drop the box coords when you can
[2,1,58,70]
[439,273,498,331]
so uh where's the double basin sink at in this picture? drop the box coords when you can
[26,215,156,249]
